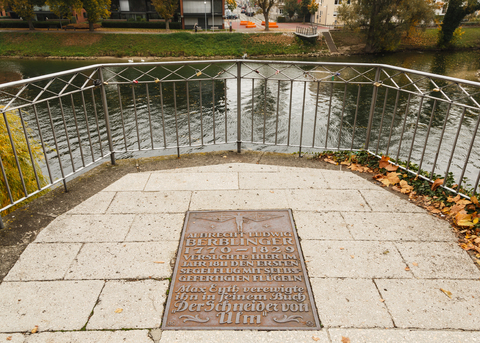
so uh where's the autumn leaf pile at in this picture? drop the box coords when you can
[314,151,480,264]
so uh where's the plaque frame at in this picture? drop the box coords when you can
[162,209,322,330]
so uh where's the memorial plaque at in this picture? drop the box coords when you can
[162,210,321,330]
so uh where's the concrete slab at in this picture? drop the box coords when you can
[34,214,136,243]
[287,190,370,212]
[396,242,480,279]
[125,214,185,241]
[329,328,480,343]
[310,278,393,328]
[65,242,176,280]
[0,280,104,332]
[67,192,116,214]
[87,280,168,330]
[102,173,151,191]
[343,212,456,241]
[376,279,480,330]
[145,172,238,191]
[107,191,191,214]
[190,190,289,210]
[0,334,25,343]
[302,241,410,278]
[150,163,278,173]
[293,211,353,240]
[159,330,330,343]
[360,189,425,213]
[239,171,328,189]
[321,170,378,190]
[0,245,27,281]
[25,330,153,343]
[4,243,82,281]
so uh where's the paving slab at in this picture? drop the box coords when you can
[87,280,168,330]
[0,334,25,343]
[375,279,480,330]
[102,173,152,191]
[343,212,456,241]
[310,278,393,328]
[0,245,27,281]
[65,242,176,280]
[34,214,136,243]
[329,328,480,343]
[159,330,330,343]
[321,169,379,190]
[293,211,352,240]
[145,172,238,191]
[239,171,328,189]
[396,242,480,279]
[4,243,82,281]
[360,189,425,213]
[125,213,185,241]
[302,241,410,278]
[0,280,104,332]
[189,190,289,210]
[107,191,191,213]
[25,330,153,343]
[150,163,278,173]
[287,189,371,212]
[67,192,116,214]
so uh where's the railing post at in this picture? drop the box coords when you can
[236,61,242,153]
[99,67,116,165]
[364,66,381,151]
[0,216,4,230]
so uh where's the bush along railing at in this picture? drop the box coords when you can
[1,60,480,230]
[100,20,182,29]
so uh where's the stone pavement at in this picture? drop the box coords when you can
[1,163,479,342]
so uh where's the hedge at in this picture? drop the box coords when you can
[101,20,182,29]
[0,20,69,28]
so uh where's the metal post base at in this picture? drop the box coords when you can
[63,179,68,193]
[110,152,116,166]
[0,216,4,230]
[237,142,242,154]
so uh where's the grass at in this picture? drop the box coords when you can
[0,32,324,58]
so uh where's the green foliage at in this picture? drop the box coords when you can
[338,0,436,53]
[256,0,277,30]
[226,0,236,11]
[46,0,82,26]
[82,0,111,31]
[9,0,46,29]
[300,0,310,23]
[151,0,178,30]
[0,106,47,211]
[283,0,299,19]
[438,0,480,48]
[0,19,69,28]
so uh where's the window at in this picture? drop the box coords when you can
[120,0,130,12]
[334,0,340,4]
[279,9,283,14]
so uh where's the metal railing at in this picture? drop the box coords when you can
[1,60,480,228]
[296,26,318,36]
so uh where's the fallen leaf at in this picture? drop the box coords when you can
[471,196,479,206]
[31,325,38,334]
[381,172,400,186]
[154,261,165,264]
[412,262,418,267]
[350,255,355,259]
[440,288,452,299]
[379,155,390,169]
[379,299,385,302]
[456,211,475,227]
[114,308,123,313]
[341,337,351,343]
[398,180,414,194]
[405,266,410,271]
[6,337,12,341]
[431,178,444,191]
[449,204,466,215]
[340,247,344,250]
[312,336,320,342]
[324,158,337,165]
[385,164,399,172]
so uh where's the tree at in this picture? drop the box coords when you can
[82,0,111,31]
[46,0,82,28]
[299,0,310,23]
[307,0,318,25]
[338,0,436,53]
[438,0,480,47]
[226,0,236,12]
[151,0,177,30]
[283,0,299,20]
[257,0,276,31]
[9,0,45,30]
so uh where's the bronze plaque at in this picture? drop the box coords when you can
[162,210,321,330]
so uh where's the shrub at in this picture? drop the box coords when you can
[101,20,182,29]
[0,20,69,29]
[277,16,286,23]
[0,106,47,211]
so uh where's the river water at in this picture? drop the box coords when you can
[1,51,480,194]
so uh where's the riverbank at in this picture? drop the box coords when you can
[0,32,328,58]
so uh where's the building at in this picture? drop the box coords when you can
[109,0,160,20]
[313,0,347,27]
[180,0,225,29]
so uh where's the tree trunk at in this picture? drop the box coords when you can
[166,19,170,30]
[89,20,94,32]
[265,10,269,31]
[28,18,34,31]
